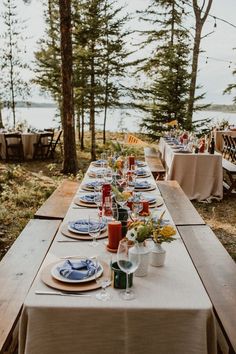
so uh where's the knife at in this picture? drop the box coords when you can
[35,290,91,297]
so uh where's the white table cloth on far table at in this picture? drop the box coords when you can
[159,137,223,201]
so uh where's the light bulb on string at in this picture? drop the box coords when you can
[214,17,217,28]
[205,57,208,64]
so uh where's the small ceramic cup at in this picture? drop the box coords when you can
[111,261,133,289]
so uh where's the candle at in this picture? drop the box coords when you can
[128,156,135,169]
[140,200,149,215]
[107,221,122,250]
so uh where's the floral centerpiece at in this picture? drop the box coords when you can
[126,212,176,271]
[126,212,176,244]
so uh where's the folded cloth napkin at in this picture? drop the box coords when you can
[136,160,146,167]
[90,168,106,175]
[135,181,151,189]
[85,181,103,189]
[57,259,97,280]
[135,168,147,176]
[80,194,95,203]
[94,159,107,165]
[68,219,106,233]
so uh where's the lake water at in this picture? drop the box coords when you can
[2,107,236,132]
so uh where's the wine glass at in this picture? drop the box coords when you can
[95,253,112,301]
[94,192,102,217]
[104,167,113,184]
[115,192,128,209]
[132,192,143,218]
[88,216,101,247]
[117,239,140,300]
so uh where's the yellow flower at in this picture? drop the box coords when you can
[159,225,176,238]
[122,191,132,200]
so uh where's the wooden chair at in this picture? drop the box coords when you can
[222,134,236,162]
[49,130,63,159]
[33,132,54,160]
[228,136,236,163]
[4,133,24,162]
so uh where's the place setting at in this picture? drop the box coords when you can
[133,179,156,192]
[134,168,151,178]
[40,255,111,294]
[73,193,98,208]
[127,193,164,209]
[81,180,104,191]
[60,217,108,241]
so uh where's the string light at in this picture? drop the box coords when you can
[203,55,236,68]
[181,0,236,30]
[213,16,217,28]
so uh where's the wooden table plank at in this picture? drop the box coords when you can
[34,180,79,220]
[178,225,236,354]
[157,180,205,225]
[0,219,61,354]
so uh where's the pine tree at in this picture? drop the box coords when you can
[138,0,191,139]
[0,0,30,128]
[33,0,62,117]
[186,0,213,130]
[59,0,78,174]
[100,0,131,144]
[72,0,131,157]
[224,70,236,103]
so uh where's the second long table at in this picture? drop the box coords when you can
[159,137,223,201]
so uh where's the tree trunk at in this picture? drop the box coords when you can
[59,0,78,174]
[103,76,109,145]
[186,21,202,130]
[0,105,4,129]
[187,0,213,129]
[90,49,96,161]
[80,104,85,151]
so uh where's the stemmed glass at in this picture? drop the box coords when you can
[104,167,113,184]
[115,192,128,209]
[95,253,112,301]
[94,192,102,217]
[88,216,101,247]
[132,192,143,218]
[117,239,140,300]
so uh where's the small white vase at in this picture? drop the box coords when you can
[129,242,150,277]
[150,243,166,267]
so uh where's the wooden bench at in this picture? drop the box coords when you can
[157,180,205,226]
[0,219,61,354]
[178,225,236,354]
[144,147,166,180]
[222,158,236,196]
[34,179,79,219]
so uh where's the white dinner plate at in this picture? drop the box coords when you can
[68,220,107,235]
[51,261,103,284]
[79,194,96,204]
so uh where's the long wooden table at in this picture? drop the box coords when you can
[18,163,217,354]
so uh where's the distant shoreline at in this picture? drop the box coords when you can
[8,101,236,113]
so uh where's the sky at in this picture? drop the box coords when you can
[0,0,236,105]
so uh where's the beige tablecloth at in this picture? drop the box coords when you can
[19,165,217,354]
[159,138,223,201]
[0,133,39,160]
[214,130,236,152]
